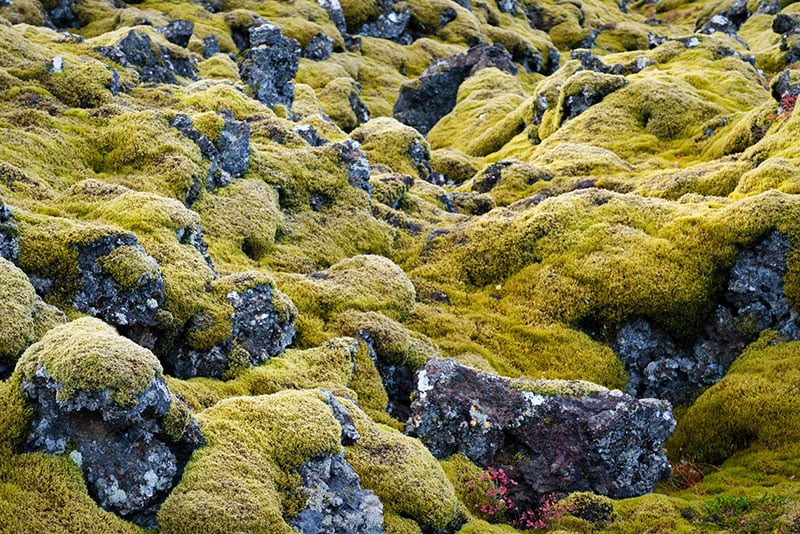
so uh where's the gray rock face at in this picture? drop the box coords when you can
[318,0,348,34]
[202,35,221,58]
[0,202,19,263]
[72,233,166,329]
[290,392,383,534]
[176,222,216,276]
[97,30,198,84]
[697,0,749,37]
[21,365,203,528]
[615,231,800,405]
[171,283,296,378]
[238,22,300,110]
[44,0,80,29]
[160,19,195,48]
[409,139,443,185]
[393,44,518,135]
[338,140,373,194]
[359,8,412,44]
[349,83,371,127]
[303,33,335,61]
[293,125,329,147]
[406,358,674,510]
[170,109,251,192]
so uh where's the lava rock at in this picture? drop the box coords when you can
[697,0,749,37]
[614,231,800,404]
[289,453,384,534]
[496,0,517,14]
[19,319,204,528]
[322,390,360,446]
[349,83,371,126]
[171,282,297,378]
[160,20,194,48]
[406,358,674,508]
[303,32,335,61]
[293,124,329,147]
[170,110,251,191]
[176,222,216,276]
[773,13,800,35]
[570,48,653,76]
[408,139,442,184]
[560,72,627,124]
[355,328,417,422]
[359,8,412,44]
[97,30,198,84]
[72,233,165,329]
[0,201,19,263]
[338,140,372,194]
[239,22,300,110]
[202,34,221,58]
[393,44,518,134]
[318,0,348,34]
[45,0,80,29]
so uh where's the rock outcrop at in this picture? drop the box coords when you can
[18,318,204,528]
[615,231,800,405]
[0,200,19,263]
[97,30,198,84]
[238,22,301,110]
[407,358,675,510]
[393,44,518,134]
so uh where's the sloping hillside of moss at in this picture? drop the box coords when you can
[2,0,800,531]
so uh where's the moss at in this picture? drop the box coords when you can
[162,393,193,442]
[609,493,695,533]
[343,398,464,532]
[733,157,800,197]
[511,376,611,397]
[635,158,750,200]
[351,117,431,178]
[158,390,342,534]
[276,255,416,331]
[0,453,142,533]
[96,244,160,291]
[338,0,382,33]
[318,77,363,132]
[401,0,483,46]
[534,142,633,177]
[0,257,37,369]
[668,334,800,465]
[16,317,162,407]
[430,148,480,185]
[0,374,30,456]
[460,159,554,207]
[180,82,268,119]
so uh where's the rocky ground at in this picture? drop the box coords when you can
[1,0,800,532]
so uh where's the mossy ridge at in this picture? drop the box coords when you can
[0,257,38,369]
[16,317,163,407]
[351,116,432,178]
[165,337,359,411]
[158,390,343,534]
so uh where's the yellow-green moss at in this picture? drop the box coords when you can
[609,493,695,533]
[16,317,162,407]
[96,244,160,291]
[350,117,431,178]
[158,390,343,534]
[0,374,30,456]
[430,148,480,185]
[181,82,269,119]
[0,257,37,368]
[348,339,390,413]
[734,157,800,197]
[318,77,363,132]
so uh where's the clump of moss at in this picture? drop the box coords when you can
[669,333,800,465]
[350,117,431,178]
[0,257,38,369]
[318,77,365,132]
[16,317,163,407]
[733,157,800,197]
[96,244,161,291]
[609,493,695,533]
[158,390,342,533]
[430,148,480,185]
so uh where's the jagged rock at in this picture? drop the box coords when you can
[615,231,800,404]
[202,34,221,58]
[773,13,800,35]
[176,222,215,276]
[170,109,251,191]
[471,160,554,193]
[407,358,674,509]
[349,83,371,126]
[97,30,198,84]
[303,32,335,61]
[293,124,329,147]
[18,318,204,528]
[160,20,194,48]
[559,71,627,124]
[0,201,19,263]
[393,44,518,134]
[338,139,372,194]
[496,0,518,14]
[570,49,653,76]
[697,0,749,37]
[359,9,412,44]
[322,391,360,446]
[318,0,348,34]
[72,233,166,329]
[171,280,297,378]
[238,22,301,110]
[408,139,442,184]
[45,0,80,29]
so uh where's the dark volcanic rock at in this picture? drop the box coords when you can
[97,30,198,84]
[171,282,296,378]
[406,358,674,508]
[349,83,371,127]
[170,109,251,191]
[338,140,373,194]
[44,0,81,29]
[408,139,442,185]
[238,22,301,110]
[202,34,221,58]
[359,8,412,44]
[0,201,19,263]
[615,231,800,405]
[20,321,204,528]
[697,0,750,37]
[560,72,627,124]
[318,0,348,34]
[393,44,518,135]
[72,233,166,329]
[773,13,800,35]
[290,453,384,534]
[160,20,194,48]
[303,32,335,61]
[293,124,329,147]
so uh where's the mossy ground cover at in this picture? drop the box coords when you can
[3,0,800,530]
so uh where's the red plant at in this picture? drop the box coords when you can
[780,93,797,119]
[467,467,571,530]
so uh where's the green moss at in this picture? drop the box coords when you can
[635,158,749,200]
[318,77,364,132]
[459,159,554,207]
[0,374,30,456]
[96,244,160,291]
[162,393,193,442]
[158,390,342,534]
[430,148,480,185]
[343,398,465,532]
[668,334,800,465]
[16,317,163,407]
[511,376,611,397]
[348,339,390,413]
[401,0,483,45]
[351,117,431,178]
[0,453,142,533]
[180,82,268,119]
[609,493,695,533]
[0,257,37,368]
[733,157,800,197]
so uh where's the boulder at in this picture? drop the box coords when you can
[358,8,412,44]
[97,30,198,84]
[18,318,204,528]
[393,44,517,135]
[318,0,348,34]
[160,20,194,48]
[238,22,301,110]
[338,139,372,194]
[170,109,251,191]
[697,0,750,37]
[406,358,674,509]
[303,32,335,61]
[0,200,19,263]
[44,0,80,29]
[615,231,800,405]
[202,34,221,58]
